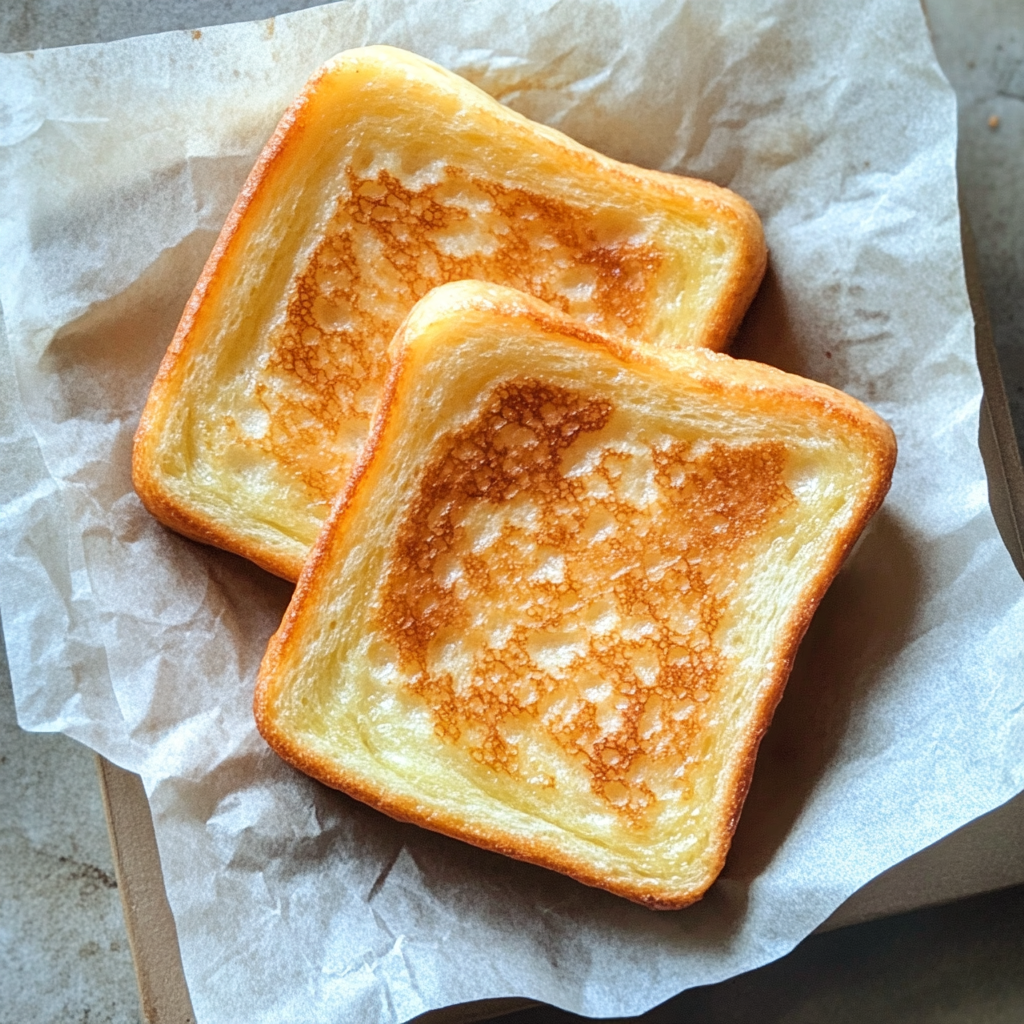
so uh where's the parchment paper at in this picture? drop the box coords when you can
[2,1,1023,1021]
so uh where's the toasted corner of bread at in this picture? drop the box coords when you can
[132,44,766,581]
[254,281,895,909]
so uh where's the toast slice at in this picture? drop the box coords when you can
[254,281,896,909]
[133,45,766,581]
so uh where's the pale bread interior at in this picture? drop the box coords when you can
[255,282,895,908]
[135,45,766,580]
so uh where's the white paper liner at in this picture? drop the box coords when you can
[1,1,1023,1021]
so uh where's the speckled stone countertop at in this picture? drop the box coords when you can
[1,2,1021,1023]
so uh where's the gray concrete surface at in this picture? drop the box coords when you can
[0,627,139,1024]
[1,1,1022,1023]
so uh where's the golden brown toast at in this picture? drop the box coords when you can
[254,281,896,909]
[133,45,766,581]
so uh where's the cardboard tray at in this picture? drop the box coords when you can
[96,222,1024,1024]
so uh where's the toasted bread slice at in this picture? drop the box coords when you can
[254,281,896,909]
[133,45,766,581]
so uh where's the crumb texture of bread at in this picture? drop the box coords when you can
[132,45,766,580]
[254,282,896,909]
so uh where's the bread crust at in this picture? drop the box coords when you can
[133,46,767,581]
[131,87,311,580]
[254,282,896,909]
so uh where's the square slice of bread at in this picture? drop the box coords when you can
[254,281,896,909]
[133,45,766,581]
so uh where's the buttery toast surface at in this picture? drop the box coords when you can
[254,281,896,909]
[133,45,766,581]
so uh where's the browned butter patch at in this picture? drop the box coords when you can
[375,379,794,826]
[248,168,663,507]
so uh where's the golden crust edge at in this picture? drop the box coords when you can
[131,70,316,584]
[253,284,897,911]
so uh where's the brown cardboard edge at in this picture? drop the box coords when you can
[96,756,197,1024]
